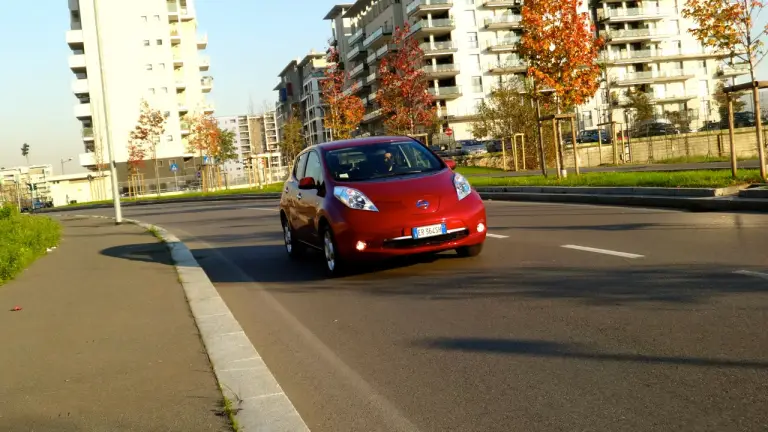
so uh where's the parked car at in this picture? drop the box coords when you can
[279,136,487,276]
[630,121,680,138]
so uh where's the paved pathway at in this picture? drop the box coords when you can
[0,216,231,432]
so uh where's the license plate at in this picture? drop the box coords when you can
[412,223,447,239]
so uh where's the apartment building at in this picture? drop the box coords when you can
[66,0,213,182]
[216,115,254,176]
[0,165,55,200]
[274,51,330,148]
[324,0,748,141]
[246,111,283,168]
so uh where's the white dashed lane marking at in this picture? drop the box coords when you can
[561,244,644,259]
[733,270,768,280]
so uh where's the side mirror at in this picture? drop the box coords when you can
[445,159,456,170]
[298,177,316,189]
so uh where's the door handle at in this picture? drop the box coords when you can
[297,192,302,200]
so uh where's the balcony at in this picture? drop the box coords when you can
[170,27,181,44]
[175,79,187,89]
[348,28,364,45]
[484,14,523,29]
[483,0,523,7]
[420,41,458,56]
[366,71,378,84]
[718,63,750,77]
[598,7,669,22]
[199,55,210,70]
[79,152,96,168]
[363,25,393,50]
[197,33,208,49]
[428,86,462,99]
[71,78,89,95]
[180,120,191,135]
[486,37,520,52]
[600,28,674,43]
[66,30,84,48]
[82,127,94,142]
[406,0,453,17]
[202,103,214,113]
[487,60,527,73]
[349,62,367,79]
[366,51,378,64]
[410,18,455,37]
[362,108,383,123]
[172,51,184,66]
[74,103,92,119]
[612,69,693,85]
[201,76,213,92]
[346,43,365,61]
[68,54,86,72]
[423,63,460,78]
[367,91,377,103]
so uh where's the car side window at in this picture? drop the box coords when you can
[294,153,308,180]
[304,151,324,187]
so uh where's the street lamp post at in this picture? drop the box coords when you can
[61,157,73,175]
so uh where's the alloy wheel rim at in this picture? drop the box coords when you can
[283,223,292,253]
[324,232,335,272]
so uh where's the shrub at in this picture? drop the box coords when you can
[0,204,61,285]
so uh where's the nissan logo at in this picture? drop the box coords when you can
[416,200,429,209]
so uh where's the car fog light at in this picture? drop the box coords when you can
[356,241,367,251]
[477,223,486,233]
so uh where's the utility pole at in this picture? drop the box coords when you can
[92,0,123,223]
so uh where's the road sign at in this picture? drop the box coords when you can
[445,128,453,136]
[170,163,178,172]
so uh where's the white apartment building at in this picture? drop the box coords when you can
[66,0,213,184]
[216,115,254,177]
[299,54,333,145]
[0,165,55,201]
[324,0,749,141]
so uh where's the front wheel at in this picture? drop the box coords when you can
[322,227,346,277]
[456,243,484,258]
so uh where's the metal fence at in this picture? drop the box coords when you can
[117,166,289,197]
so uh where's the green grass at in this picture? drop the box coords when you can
[0,204,61,285]
[64,183,283,208]
[222,396,241,431]
[469,169,763,189]
[455,166,505,175]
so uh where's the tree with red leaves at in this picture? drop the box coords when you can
[322,48,365,140]
[129,100,167,195]
[519,0,603,109]
[377,22,437,135]
[682,0,768,180]
[519,0,603,175]
[185,111,221,191]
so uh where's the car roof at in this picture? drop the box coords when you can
[307,135,418,153]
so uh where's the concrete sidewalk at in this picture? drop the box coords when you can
[0,216,231,432]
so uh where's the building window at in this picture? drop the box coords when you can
[465,10,477,27]
[141,16,147,22]
[161,87,168,93]
[698,80,709,97]
[582,111,594,128]
[467,32,479,49]
[157,39,163,45]
[466,0,475,4]
[143,40,150,46]
[470,54,481,70]
[158,63,165,70]
[157,160,164,167]
[471,76,483,93]
[154,15,160,21]
[145,64,153,70]
[698,60,707,73]
[166,135,173,142]
[149,88,155,94]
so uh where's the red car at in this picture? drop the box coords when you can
[279,136,487,276]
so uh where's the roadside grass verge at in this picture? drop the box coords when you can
[0,204,61,285]
[455,166,505,176]
[468,169,763,189]
[64,183,283,209]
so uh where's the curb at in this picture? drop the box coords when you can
[37,193,282,214]
[475,185,746,197]
[74,214,309,432]
[478,191,768,212]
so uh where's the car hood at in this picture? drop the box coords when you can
[335,169,459,215]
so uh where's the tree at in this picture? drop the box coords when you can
[471,78,556,170]
[625,89,655,124]
[713,79,747,122]
[519,0,604,110]
[377,22,437,135]
[217,129,238,164]
[127,139,147,176]
[280,109,305,167]
[185,111,220,191]
[682,0,767,179]
[322,48,365,140]
[129,100,167,196]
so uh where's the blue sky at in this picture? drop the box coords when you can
[0,0,335,174]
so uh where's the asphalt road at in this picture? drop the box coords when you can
[465,159,762,177]
[70,200,768,432]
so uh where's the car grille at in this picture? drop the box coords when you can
[382,229,469,249]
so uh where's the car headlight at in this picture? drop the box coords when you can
[454,173,472,201]
[333,186,378,212]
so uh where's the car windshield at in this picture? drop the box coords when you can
[324,140,444,182]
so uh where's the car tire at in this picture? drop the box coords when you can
[282,217,304,259]
[321,226,346,277]
[456,243,484,258]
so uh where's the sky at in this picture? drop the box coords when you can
[0,0,336,174]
